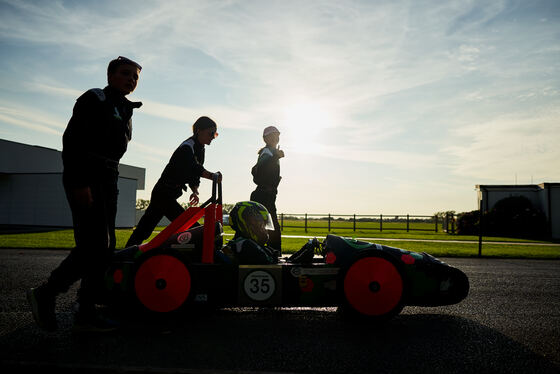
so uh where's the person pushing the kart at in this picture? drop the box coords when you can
[126,116,222,247]
[27,56,143,332]
[250,126,284,255]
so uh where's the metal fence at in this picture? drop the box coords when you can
[278,213,457,233]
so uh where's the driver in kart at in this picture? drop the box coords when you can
[224,201,279,264]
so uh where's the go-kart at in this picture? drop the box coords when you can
[105,178,469,320]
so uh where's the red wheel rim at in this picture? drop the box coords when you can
[135,255,191,312]
[344,257,403,316]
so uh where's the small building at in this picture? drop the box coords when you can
[476,183,560,239]
[0,138,145,228]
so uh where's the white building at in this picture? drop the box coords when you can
[0,139,145,228]
[476,183,560,239]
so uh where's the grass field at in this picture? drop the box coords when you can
[1,223,559,259]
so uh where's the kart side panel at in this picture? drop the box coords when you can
[280,264,339,306]
[322,235,469,306]
[189,263,237,306]
[182,263,341,308]
[225,264,340,307]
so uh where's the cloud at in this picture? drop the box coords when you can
[445,1,509,35]
[2,0,559,185]
[24,80,258,130]
[126,141,170,164]
[140,100,257,130]
[24,82,82,99]
[443,110,560,181]
[0,104,64,135]
[290,141,437,169]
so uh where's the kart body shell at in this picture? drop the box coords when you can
[105,180,469,319]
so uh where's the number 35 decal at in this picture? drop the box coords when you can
[243,270,276,301]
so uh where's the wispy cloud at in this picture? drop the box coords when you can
[22,80,258,130]
[0,104,64,135]
[444,109,560,181]
[25,82,82,100]
[1,0,559,212]
[140,100,257,130]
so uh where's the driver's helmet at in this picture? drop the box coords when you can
[230,201,274,245]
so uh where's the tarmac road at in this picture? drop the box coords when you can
[1,249,559,374]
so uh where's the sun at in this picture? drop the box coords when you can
[281,100,331,153]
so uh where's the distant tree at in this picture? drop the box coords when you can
[176,202,234,213]
[136,199,150,210]
[434,210,456,219]
[456,210,480,235]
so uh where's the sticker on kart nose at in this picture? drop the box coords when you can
[244,270,276,301]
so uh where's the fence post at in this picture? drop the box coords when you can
[380,214,383,232]
[406,214,409,232]
[478,203,483,257]
[451,214,455,234]
[305,213,308,233]
[280,213,284,231]
[353,214,356,231]
[435,215,438,233]
[328,214,331,232]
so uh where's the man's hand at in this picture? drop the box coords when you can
[189,193,199,206]
[202,170,222,182]
[276,146,285,159]
[213,171,222,183]
[189,185,200,206]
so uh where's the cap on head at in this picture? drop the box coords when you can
[263,126,280,137]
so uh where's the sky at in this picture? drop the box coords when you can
[0,0,559,216]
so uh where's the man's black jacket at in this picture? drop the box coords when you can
[156,137,206,197]
[252,146,281,190]
[62,86,142,188]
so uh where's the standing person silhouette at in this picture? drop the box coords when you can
[27,56,142,332]
[126,116,221,247]
[250,126,284,255]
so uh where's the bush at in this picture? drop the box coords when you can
[486,196,548,239]
[457,210,480,235]
[457,196,549,239]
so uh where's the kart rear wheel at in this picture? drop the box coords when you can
[134,252,191,313]
[339,250,405,320]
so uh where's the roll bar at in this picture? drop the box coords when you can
[139,174,222,263]
[200,172,222,209]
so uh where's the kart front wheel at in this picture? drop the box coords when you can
[339,251,405,320]
[134,253,191,313]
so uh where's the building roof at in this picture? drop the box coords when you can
[476,184,560,191]
[476,184,542,191]
[0,138,145,189]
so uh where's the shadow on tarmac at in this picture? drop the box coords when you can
[2,308,559,373]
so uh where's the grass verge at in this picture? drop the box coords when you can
[1,226,558,259]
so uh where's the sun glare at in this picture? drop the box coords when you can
[281,100,331,153]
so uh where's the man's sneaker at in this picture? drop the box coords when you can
[72,312,120,333]
[26,287,57,331]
